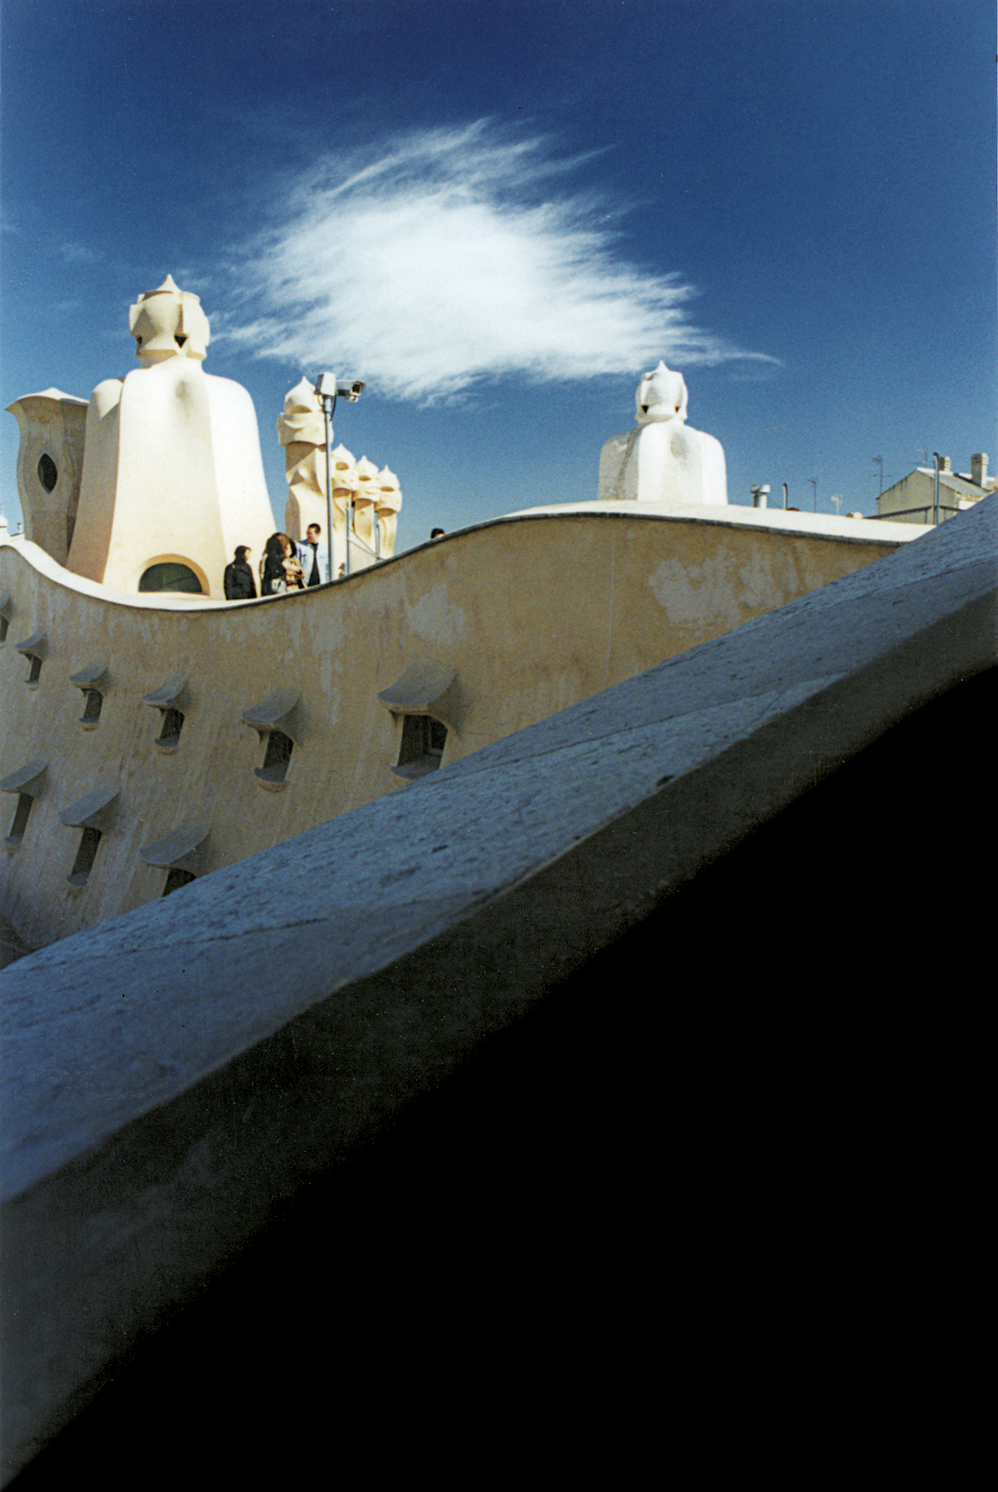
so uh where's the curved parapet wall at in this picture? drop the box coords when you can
[0,503,919,955]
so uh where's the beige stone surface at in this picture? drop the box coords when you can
[1,505,913,954]
[278,378,329,545]
[375,467,402,556]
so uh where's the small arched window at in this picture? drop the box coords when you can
[154,707,185,751]
[138,563,203,594]
[68,826,102,887]
[394,715,448,780]
[37,454,58,492]
[80,689,103,726]
[256,729,294,785]
[6,793,34,847]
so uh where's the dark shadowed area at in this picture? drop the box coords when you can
[10,669,991,1488]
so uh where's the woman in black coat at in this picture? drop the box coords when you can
[260,533,305,596]
[223,545,257,600]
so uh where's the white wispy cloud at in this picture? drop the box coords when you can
[58,241,103,265]
[225,121,769,402]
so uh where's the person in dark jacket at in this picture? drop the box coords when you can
[223,546,257,600]
[260,533,305,596]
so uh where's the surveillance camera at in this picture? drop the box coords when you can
[336,380,366,401]
[314,372,337,398]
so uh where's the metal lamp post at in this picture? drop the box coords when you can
[313,374,366,582]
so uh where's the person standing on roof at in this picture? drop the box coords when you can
[296,523,329,587]
[223,546,257,600]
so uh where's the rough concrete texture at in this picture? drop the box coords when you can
[1,497,995,1483]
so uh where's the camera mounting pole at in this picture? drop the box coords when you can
[314,374,366,580]
[314,374,338,582]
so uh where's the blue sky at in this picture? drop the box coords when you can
[2,0,995,544]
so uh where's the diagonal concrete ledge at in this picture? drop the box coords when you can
[1,498,995,1483]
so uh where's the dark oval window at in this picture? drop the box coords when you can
[38,454,58,492]
[138,563,203,594]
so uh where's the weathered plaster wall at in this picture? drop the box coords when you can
[1,506,911,954]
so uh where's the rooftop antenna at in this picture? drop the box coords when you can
[808,478,818,512]
[830,494,843,517]
[872,456,884,494]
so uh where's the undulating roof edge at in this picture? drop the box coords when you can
[0,498,926,613]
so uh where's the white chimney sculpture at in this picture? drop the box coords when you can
[65,276,275,595]
[598,362,728,507]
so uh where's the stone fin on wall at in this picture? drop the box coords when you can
[142,676,188,710]
[139,823,210,872]
[69,660,108,687]
[57,785,118,828]
[377,661,457,717]
[0,760,47,794]
[242,688,301,739]
[14,630,46,659]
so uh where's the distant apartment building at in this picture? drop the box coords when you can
[877,452,996,525]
